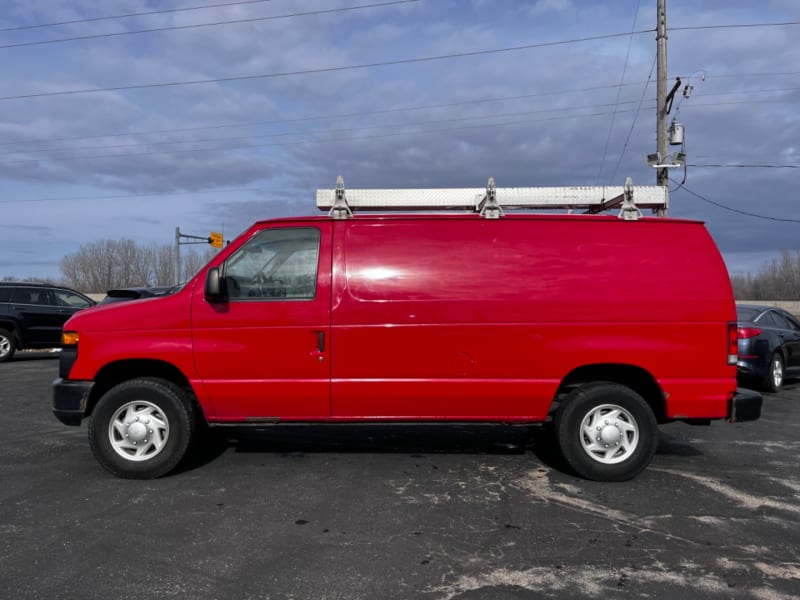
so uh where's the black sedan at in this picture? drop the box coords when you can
[737,304,800,392]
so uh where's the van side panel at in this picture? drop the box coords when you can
[330,216,735,420]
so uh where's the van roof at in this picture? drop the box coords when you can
[254,213,704,226]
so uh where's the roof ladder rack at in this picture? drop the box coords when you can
[618,177,643,221]
[318,176,668,220]
[328,176,353,220]
[477,177,504,219]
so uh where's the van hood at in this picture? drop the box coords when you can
[64,281,195,333]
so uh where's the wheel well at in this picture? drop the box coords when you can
[555,364,666,423]
[0,321,18,338]
[87,360,196,417]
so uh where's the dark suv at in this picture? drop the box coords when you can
[0,282,95,362]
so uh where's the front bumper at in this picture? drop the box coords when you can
[53,378,93,426]
[728,387,762,422]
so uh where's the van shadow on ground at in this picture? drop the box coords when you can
[176,423,702,477]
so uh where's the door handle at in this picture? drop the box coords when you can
[317,331,325,353]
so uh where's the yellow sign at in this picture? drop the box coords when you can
[209,232,224,249]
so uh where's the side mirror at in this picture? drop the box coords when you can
[204,267,225,303]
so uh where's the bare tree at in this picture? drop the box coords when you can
[61,239,213,291]
[131,245,155,286]
[152,244,175,286]
[182,247,218,282]
[731,250,800,300]
[61,240,119,292]
[115,240,139,287]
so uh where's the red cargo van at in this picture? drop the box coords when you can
[53,181,761,481]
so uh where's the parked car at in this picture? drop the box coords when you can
[736,304,800,392]
[99,285,179,305]
[0,282,95,362]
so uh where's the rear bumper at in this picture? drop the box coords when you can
[728,387,762,422]
[736,359,768,380]
[52,378,93,426]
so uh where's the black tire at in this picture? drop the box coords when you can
[762,353,784,393]
[0,329,16,363]
[554,383,658,481]
[88,378,196,479]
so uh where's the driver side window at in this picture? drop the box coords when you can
[224,227,320,301]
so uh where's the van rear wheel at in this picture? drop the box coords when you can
[554,383,658,481]
[88,378,195,479]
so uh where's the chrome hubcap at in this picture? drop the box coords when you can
[580,404,639,464]
[0,336,10,357]
[772,358,783,388]
[108,401,169,462]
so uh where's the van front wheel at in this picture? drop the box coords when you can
[88,378,195,479]
[554,383,658,481]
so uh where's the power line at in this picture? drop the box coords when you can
[5,91,796,166]
[0,1,420,50]
[0,99,656,158]
[689,98,800,107]
[2,11,792,39]
[0,106,638,166]
[693,87,800,98]
[710,71,800,79]
[0,0,280,32]
[1,76,791,150]
[676,182,800,223]
[0,99,652,161]
[0,81,653,149]
[5,158,795,209]
[0,29,655,102]
[0,186,269,205]
[688,164,800,169]
[670,21,800,31]
[0,90,789,161]
[0,107,633,168]
[596,0,641,184]
[610,52,657,181]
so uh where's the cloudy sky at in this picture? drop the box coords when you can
[1,0,798,282]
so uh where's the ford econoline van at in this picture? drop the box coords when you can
[53,180,761,481]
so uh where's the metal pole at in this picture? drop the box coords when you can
[174,226,181,285]
[656,0,669,215]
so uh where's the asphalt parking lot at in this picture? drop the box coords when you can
[2,353,799,600]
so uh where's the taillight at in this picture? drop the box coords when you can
[728,322,739,365]
[737,327,762,340]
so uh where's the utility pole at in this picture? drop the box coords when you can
[655,0,668,215]
[174,226,181,285]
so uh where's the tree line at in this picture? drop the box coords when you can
[730,250,800,300]
[58,239,217,292]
